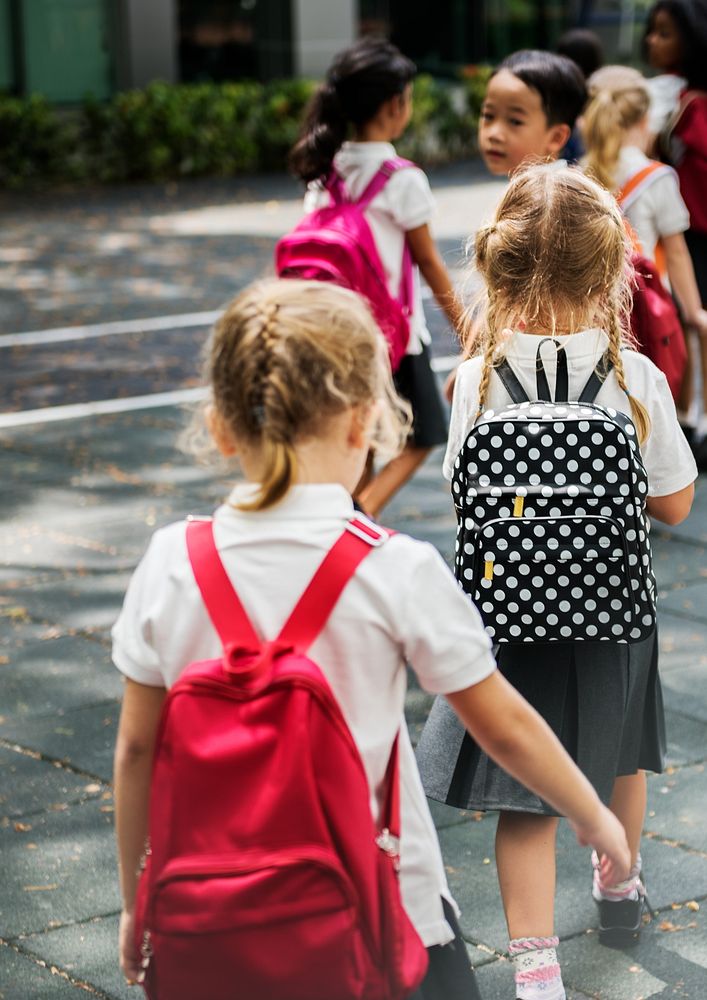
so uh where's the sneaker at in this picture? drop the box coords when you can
[596,877,654,948]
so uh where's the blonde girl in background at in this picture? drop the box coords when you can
[581,64,707,439]
[416,165,696,1000]
[113,278,630,997]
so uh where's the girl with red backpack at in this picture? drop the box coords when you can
[113,279,629,999]
[287,37,460,519]
[581,63,707,410]
[644,0,707,464]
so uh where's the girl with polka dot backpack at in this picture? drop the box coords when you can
[416,164,696,1000]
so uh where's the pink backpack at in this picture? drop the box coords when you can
[134,517,428,1000]
[275,158,416,371]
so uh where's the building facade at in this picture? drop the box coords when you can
[0,0,652,102]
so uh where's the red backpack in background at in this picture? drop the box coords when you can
[617,163,688,400]
[134,517,428,1000]
[275,158,415,372]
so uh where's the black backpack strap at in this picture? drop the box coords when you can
[494,359,529,404]
[535,338,568,402]
[578,349,614,403]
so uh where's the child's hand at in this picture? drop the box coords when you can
[570,804,630,886]
[688,307,707,342]
[119,907,142,986]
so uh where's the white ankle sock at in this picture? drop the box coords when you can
[592,850,642,902]
[509,936,566,1000]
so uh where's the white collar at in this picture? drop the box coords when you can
[503,328,610,365]
[221,482,355,520]
[337,141,397,161]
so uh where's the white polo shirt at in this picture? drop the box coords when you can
[112,482,496,947]
[304,141,436,355]
[614,146,689,264]
[444,329,697,497]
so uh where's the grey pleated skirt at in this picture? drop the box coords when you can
[416,631,665,816]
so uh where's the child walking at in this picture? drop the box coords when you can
[581,65,707,391]
[416,165,696,1000]
[646,0,707,464]
[288,37,458,518]
[113,278,629,997]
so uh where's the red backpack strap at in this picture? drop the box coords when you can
[277,516,391,653]
[186,518,261,652]
[376,732,402,865]
[325,169,347,206]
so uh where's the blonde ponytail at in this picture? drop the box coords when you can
[582,65,651,192]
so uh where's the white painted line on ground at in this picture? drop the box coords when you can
[0,357,459,430]
[0,387,209,429]
[0,311,221,349]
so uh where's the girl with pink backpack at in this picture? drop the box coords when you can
[286,37,459,518]
[113,279,629,999]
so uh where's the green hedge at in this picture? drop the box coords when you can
[0,70,493,190]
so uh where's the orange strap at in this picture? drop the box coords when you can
[616,163,669,278]
[615,162,666,206]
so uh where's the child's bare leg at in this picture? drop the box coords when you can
[357,445,430,519]
[495,811,559,938]
[496,812,565,998]
[608,771,646,865]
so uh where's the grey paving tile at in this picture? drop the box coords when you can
[662,666,707,726]
[664,709,707,767]
[654,484,707,545]
[7,572,131,633]
[658,580,707,626]
[20,914,131,1000]
[646,764,707,851]
[0,797,119,939]
[0,943,82,999]
[439,816,707,954]
[561,933,667,998]
[0,633,120,718]
[658,615,707,676]
[0,746,105,819]
[0,701,120,782]
[651,905,707,974]
[653,535,707,589]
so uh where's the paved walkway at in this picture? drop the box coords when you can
[1,166,706,998]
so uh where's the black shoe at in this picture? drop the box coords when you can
[596,883,654,948]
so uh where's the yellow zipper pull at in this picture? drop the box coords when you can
[513,495,525,517]
[484,559,494,581]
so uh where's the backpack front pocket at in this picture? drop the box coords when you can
[143,849,368,1000]
[467,515,636,643]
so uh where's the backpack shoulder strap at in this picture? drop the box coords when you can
[578,349,614,404]
[186,518,261,650]
[493,358,530,405]
[356,157,415,210]
[277,516,390,653]
[616,162,672,210]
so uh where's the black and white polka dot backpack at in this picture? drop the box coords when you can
[451,342,656,644]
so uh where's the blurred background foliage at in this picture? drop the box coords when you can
[0,70,493,190]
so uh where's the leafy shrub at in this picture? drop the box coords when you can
[0,73,491,189]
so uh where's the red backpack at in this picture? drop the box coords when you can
[275,158,415,372]
[134,517,428,1000]
[617,164,688,400]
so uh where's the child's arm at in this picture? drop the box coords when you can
[114,679,167,982]
[662,232,707,336]
[406,224,463,331]
[446,673,630,884]
[646,482,694,524]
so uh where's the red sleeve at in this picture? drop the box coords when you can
[674,96,707,158]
